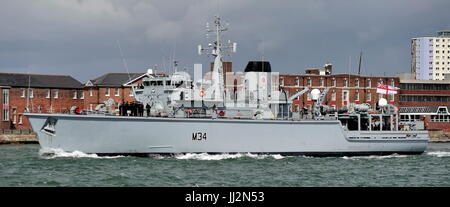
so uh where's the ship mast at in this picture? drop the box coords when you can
[198,15,236,102]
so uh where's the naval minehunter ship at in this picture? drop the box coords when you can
[26,16,428,156]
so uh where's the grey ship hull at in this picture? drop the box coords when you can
[26,113,428,156]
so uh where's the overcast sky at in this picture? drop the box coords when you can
[1,0,449,82]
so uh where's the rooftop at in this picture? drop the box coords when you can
[89,73,145,87]
[0,73,83,89]
[437,30,450,37]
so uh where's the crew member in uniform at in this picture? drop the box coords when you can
[146,103,151,117]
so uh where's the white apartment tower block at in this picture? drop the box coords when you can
[411,30,450,80]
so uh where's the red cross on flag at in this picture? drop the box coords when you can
[376,83,398,95]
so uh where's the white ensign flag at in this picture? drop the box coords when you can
[376,83,398,95]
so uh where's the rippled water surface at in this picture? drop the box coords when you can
[0,143,449,186]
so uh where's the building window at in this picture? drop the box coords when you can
[307,79,312,87]
[114,88,119,96]
[343,91,348,104]
[332,79,336,87]
[355,91,360,101]
[28,89,33,99]
[279,78,284,86]
[320,79,324,87]
[390,94,395,102]
[129,89,134,97]
[390,79,395,87]
[89,88,93,96]
[331,92,336,101]
[80,91,84,99]
[54,89,59,99]
[46,89,51,98]
[294,78,299,87]
[105,88,110,96]
[2,89,9,121]
[20,88,25,98]
[367,92,372,101]
[343,79,348,87]
[307,92,311,101]
[72,90,77,99]
[12,108,17,124]
[377,80,383,85]
[355,79,360,87]
[18,114,23,124]
[367,79,371,88]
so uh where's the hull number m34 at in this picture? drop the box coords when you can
[192,132,207,141]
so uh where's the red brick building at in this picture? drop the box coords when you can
[83,73,145,112]
[279,67,399,111]
[398,73,450,131]
[0,73,83,129]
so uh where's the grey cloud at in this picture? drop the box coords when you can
[1,0,450,82]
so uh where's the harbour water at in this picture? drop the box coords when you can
[0,143,449,187]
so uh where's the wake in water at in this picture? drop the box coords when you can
[342,154,408,160]
[426,151,450,157]
[39,148,125,159]
[173,153,285,160]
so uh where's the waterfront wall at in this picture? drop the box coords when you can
[0,129,38,144]
[429,130,450,143]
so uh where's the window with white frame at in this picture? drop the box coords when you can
[332,79,336,87]
[307,79,312,87]
[28,88,33,98]
[89,88,93,96]
[2,89,9,121]
[367,92,372,101]
[72,90,77,99]
[54,89,58,99]
[320,79,324,87]
[105,88,110,96]
[331,92,336,101]
[294,78,299,87]
[355,79,360,87]
[279,78,284,86]
[343,91,348,104]
[355,91,360,101]
[343,79,348,87]
[129,89,134,97]
[114,88,119,96]
[12,108,16,124]
[20,88,25,98]
[46,89,51,98]
[377,80,384,85]
[80,91,84,99]
[367,79,371,88]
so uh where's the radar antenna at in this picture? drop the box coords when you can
[197,15,236,102]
